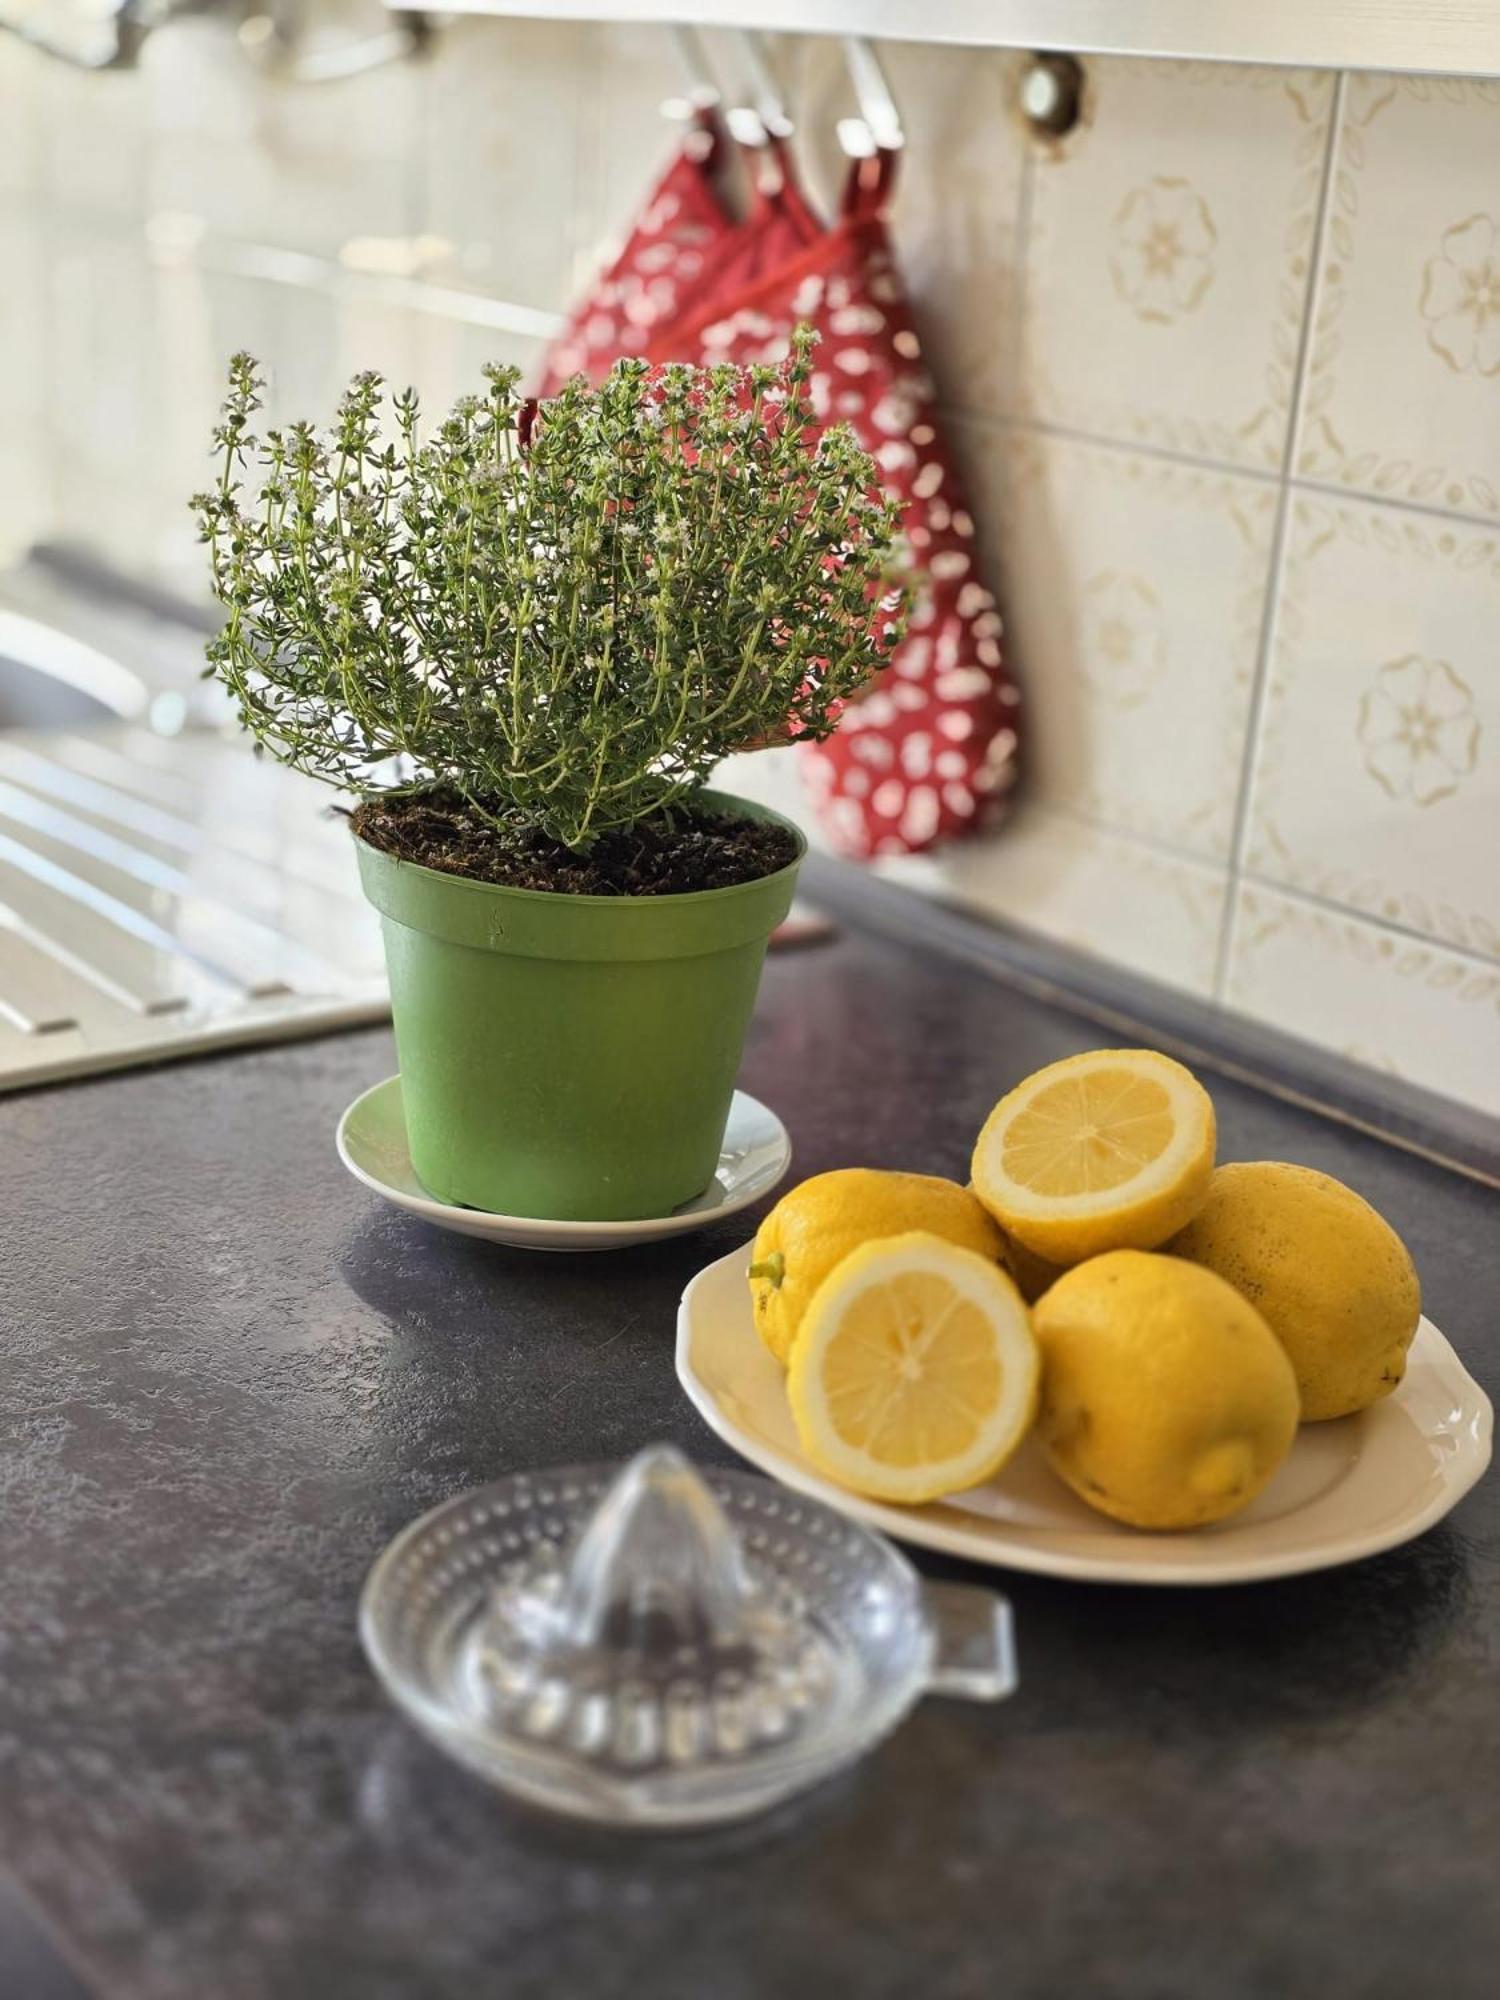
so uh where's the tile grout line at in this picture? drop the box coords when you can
[1005,118,1039,417]
[953,405,1281,488]
[990,794,1500,974]
[939,410,1500,538]
[1283,471,1500,535]
[1237,869,1500,972]
[1210,68,1349,1004]
[1026,796,1229,878]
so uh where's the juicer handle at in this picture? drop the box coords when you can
[922,1582,1019,1702]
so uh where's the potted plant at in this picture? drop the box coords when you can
[193,333,903,1220]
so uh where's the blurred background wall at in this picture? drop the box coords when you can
[1,9,1496,1108]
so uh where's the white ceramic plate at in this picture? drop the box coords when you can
[337,1077,791,1252]
[676,1243,1493,1586]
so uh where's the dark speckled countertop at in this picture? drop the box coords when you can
[2,866,1497,2000]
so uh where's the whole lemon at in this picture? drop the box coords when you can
[749,1169,1005,1366]
[1169,1162,1421,1421]
[1033,1251,1300,1530]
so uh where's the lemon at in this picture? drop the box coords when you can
[1169,1162,1421,1421]
[749,1169,1006,1366]
[971,1048,1216,1265]
[1033,1251,1299,1530]
[787,1232,1038,1505]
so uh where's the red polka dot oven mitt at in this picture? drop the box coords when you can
[653,147,1024,859]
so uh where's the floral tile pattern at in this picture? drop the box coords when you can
[1225,886,1500,1115]
[1357,657,1481,809]
[1420,213,1500,380]
[1245,496,1500,963]
[1296,73,1500,517]
[1020,60,1334,468]
[1109,178,1218,325]
[973,428,1276,860]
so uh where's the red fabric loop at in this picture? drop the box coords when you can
[840,143,901,223]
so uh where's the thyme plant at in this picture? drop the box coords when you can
[193,331,903,852]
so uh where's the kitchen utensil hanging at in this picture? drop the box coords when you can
[540,36,1023,857]
[652,140,1024,857]
[538,31,819,394]
[536,102,739,395]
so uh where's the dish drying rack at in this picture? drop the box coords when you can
[0,722,385,1093]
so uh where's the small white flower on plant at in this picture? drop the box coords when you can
[1419,213,1500,376]
[1357,656,1481,806]
[1109,178,1217,325]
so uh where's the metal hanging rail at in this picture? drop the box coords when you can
[416,1,1500,80]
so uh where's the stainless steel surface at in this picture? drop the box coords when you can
[0,721,385,1091]
[0,611,148,731]
[418,1,1500,80]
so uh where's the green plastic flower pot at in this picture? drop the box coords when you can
[354,791,804,1221]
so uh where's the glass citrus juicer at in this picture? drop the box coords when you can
[360,1445,1018,1828]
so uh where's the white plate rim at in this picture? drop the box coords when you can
[675,1242,1493,1587]
[336,1076,791,1249]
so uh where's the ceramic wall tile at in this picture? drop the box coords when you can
[0,210,55,564]
[970,426,1277,860]
[0,420,50,567]
[1224,884,1500,1114]
[412,313,546,414]
[43,221,197,580]
[790,38,1026,419]
[885,802,1229,998]
[0,212,47,431]
[714,746,825,851]
[0,39,40,196]
[421,17,591,315]
[46,223,158,484]
[571,21,683,291]
[36,63,148,219]
[1246,493,1500,963]
[1020,60,1333,470]
[1297,74,1500,519]
[143,11,420,260]
[572,26,804,289]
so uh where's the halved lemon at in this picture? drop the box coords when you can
[971,1048,1216,1265]
[786,1232,1038,1505]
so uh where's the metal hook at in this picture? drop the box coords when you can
[239,2,430,84]
[667,22,719,112]
[839,35,904,157]
[736,28,792,139]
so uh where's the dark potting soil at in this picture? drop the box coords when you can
[349,790,800,896]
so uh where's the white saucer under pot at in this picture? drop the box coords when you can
[337,1076,791,1252]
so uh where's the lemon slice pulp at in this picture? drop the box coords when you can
[971,1048,1215,1265]
[787,1232,1038,1505]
